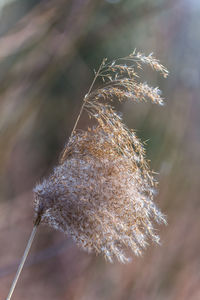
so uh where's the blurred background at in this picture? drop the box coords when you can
[0,0,200,299]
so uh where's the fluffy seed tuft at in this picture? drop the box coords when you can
[33,51,167,263]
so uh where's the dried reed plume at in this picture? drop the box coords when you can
[7,50,168,300]
[34,50,168,263]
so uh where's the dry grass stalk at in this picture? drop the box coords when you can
[34,50,168,263]
[7,50,168,300]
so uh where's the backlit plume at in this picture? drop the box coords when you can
[34,51,168,263]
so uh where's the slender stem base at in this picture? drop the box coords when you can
[6,223,39,300]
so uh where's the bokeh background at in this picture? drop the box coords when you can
[0,0,200,299]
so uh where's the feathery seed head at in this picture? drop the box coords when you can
[33,51,167,263]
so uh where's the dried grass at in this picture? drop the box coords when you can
[34,51,168,262]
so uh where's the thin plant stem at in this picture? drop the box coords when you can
[70,59,105,138]
[60,59,105,161]
[6,218,40,300]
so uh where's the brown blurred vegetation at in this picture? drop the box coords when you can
[0,0,200,299]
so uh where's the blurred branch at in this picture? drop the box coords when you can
[0,0,57,60]
[0,0,99,170]
[89,0,175,41]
